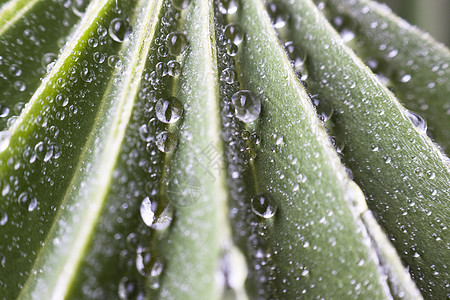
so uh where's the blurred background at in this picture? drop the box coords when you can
[379,0,450,46]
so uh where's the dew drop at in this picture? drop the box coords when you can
[220,68,237,84]
[166,32,188,56]
[9,64,22,77]
[251,193,277,219]
[140,197,155,227]
[226,43,238,56]
[55,93,69,107]
[136,249,164,279]
[284,41,306,74]
[156,131,178,153]
[401,74,411,83]
[109,18,132,43]
[231,90,261,123]
[406,111,427,131]
[167,60,181,77]
[218,0,238,14]
[155,97,183,124]
[0,212,7,226]
[266,2,290,29]
[224,23,244,45]
[172,0,191,10]
[72,0,89,17]
[0,131,12,153]
[311,96,333,122]
[118,277,142,300]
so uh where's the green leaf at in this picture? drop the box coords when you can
[279,0,450,298]
[0,0,447,299]
[326,0,450,155]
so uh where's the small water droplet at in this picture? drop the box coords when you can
[224,24,244,45]
[231,90,261,123]
[0,212,7,226]
[172,0,191,10]
[167,60,181,77]
[0,131,12,153]
[220,68,237,84]
[9,64,22,77]
[136,249,164,279]
[266,2,290,29]
[156,131,178,153]
[155,97,183,124]
[140,197,155,227]
[109,18,132,43]
[118,277,143,300]
[218,0,238,14]
[166,32,188,56]
[226,43,238,56]
[72,0,89,16]
[55,93,69,107]
[406,111,427,131]
[251,193,277,219]
[311,96,333,122]
[400,74,411,83]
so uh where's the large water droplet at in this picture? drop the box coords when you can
[156,131,178,153]
[109,18,132,43]
[140,197,155,227]
[231,90,261,123]
[251,193,277,218]
[155,97,183,124]
[406,111,427,131]
[166,32,188,56]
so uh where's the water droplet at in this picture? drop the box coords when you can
[108,55,122,68]
[19,192,38,212]
[34,141,53,162]
[251,193,277,218]
[172,0,191,10]
[93,52,106,64]
[9,64,22,77]
[167,60,181,77]
[218,0,238,14]
[72,0,89,16]
[41,53,57,69]
[284,41,306,74]
[231,90,261,123]
[401,74,411,83]
[166,32,188,56]
[0,212,7,226]
[311,96,333,122]
[266,2,289,29]
[136,249,164,279]
[406,111,427,131]
[80,67,94,82]
[226,43,238,56]
[55,93,69,107]
[140,197,155,227]
[0,131,12,153]
[388,49,398,58]
[109,18,132,43]
[139,124,153,142]
[156,131,178,153]
[220,68,237,84]
[155,97,183,124]
[118,277,143,300]
[224,24,244,45]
